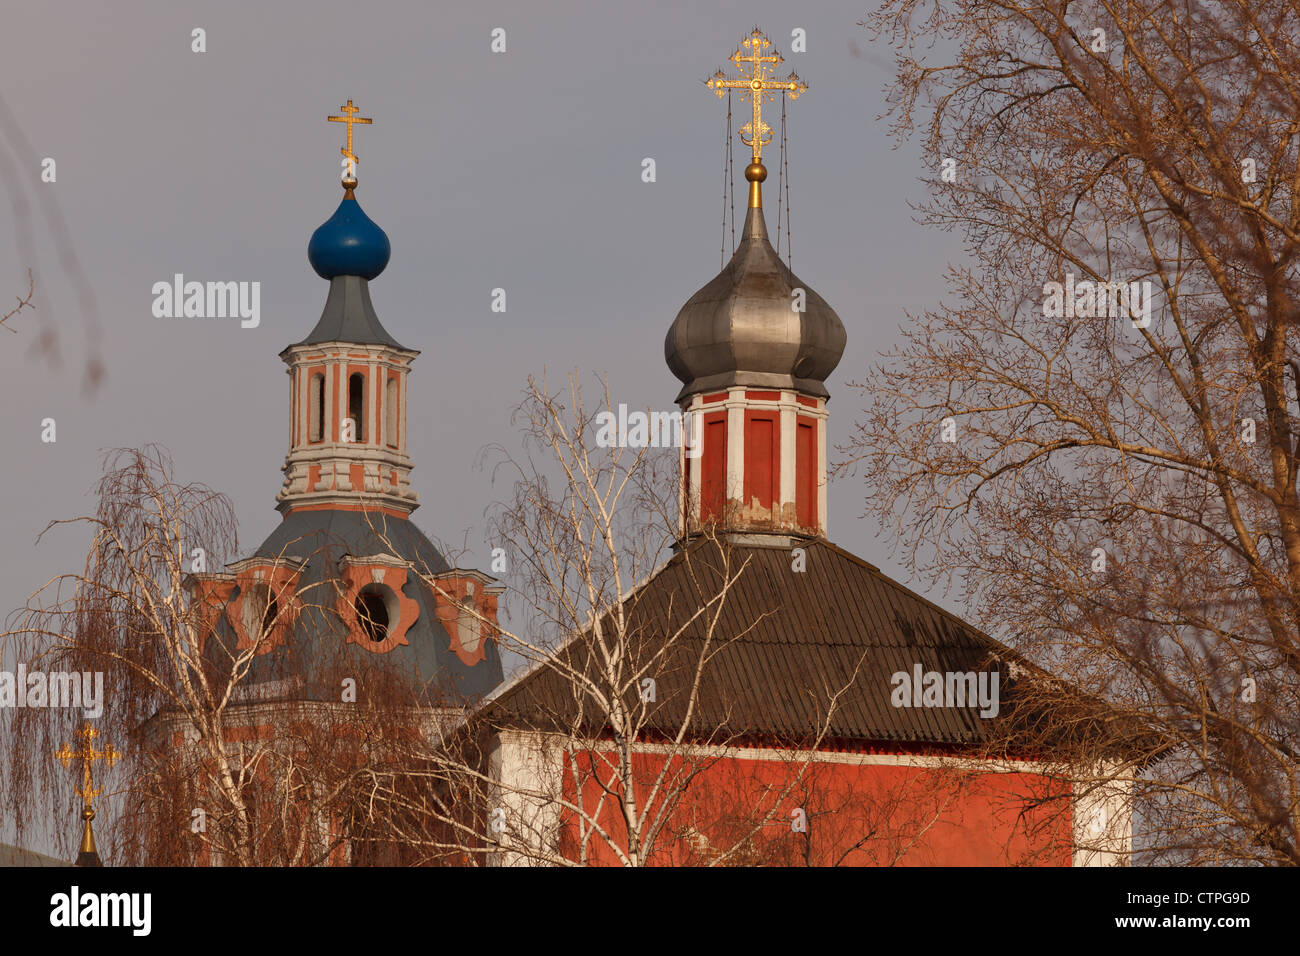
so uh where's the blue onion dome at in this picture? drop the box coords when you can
[307,192,391,280]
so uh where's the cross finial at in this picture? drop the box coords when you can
[55,721,121,806]
[328,98,373,188]
[705,29,808,168]
[55,722,120,866]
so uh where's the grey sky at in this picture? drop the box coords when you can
[0,0,968,678]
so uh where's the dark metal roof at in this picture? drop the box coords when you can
[485,537,1133,755]
[289,275,409,351]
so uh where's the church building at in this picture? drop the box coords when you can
[478,30,1137,866]
[184,103,505,705]
[141,102,507,864]
[141,34,1136,867]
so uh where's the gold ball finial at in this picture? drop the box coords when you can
[745,161,767,209]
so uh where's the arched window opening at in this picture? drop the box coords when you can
[385,377,398,447]
[355,586,391,643]
[309,373,324,443]
[348,372,366,443]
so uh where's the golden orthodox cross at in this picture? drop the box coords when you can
[706,29,808,165]
[328,99,373,182]
[54,722,120,809]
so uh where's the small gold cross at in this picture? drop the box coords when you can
[328,99,373,182]
[54,722,120,808]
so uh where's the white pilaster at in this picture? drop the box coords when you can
[487,730,563,867]
[368,359,379,446]
[296,365,307,449]
[325,358,336,444]
[726,388,744,505]
[1072,765,1134,866]
[399,369,407,453]
[779,391,796,518]
[690,404,702,526]
[817,415,828,532]
[288,369,296,449]
[678,414,687,536]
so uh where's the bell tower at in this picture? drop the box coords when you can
[665,30,845,539]
[277,100,418,516]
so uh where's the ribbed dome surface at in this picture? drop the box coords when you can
[665,203,846,401]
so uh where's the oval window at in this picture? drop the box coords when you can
[355,585,392,643]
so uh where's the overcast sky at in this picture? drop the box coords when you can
[0,1,969,673]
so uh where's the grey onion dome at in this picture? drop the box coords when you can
[665,199,846,402]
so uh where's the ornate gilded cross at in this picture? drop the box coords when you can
[55,722,120,809]
[328,99,372,183]
[706,29,808,165]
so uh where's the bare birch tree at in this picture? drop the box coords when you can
[0,445,380,865]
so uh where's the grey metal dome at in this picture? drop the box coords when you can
[665,201,846,402]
